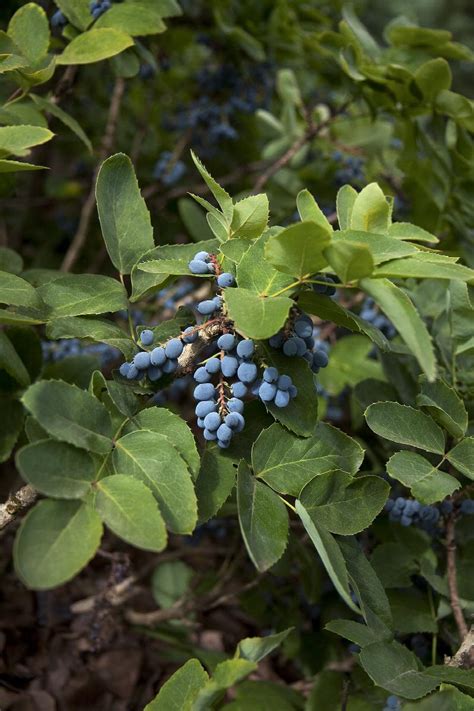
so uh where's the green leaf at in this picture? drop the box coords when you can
[365,402,445,454]
[299,472,389,535]
[38,274,127,317]
[417,378,468,440]
[264,221,331,278]
[231,194,269,239]
[388,590,437,634]
[144,659,209,711]
[96,153,154,274]
[31,94,92,152]
[236,235,294,295]
[359,641,438,699]
[0,247,23,274]
[190,151,233,224]
[258,347,319,436]
[0,330,30,386]
[95,1,166,36]
[16,439,95,499]
[318,334,385,396]
[0,159,47,172]
[296,189,333,233]
[436,90,474,121]
[22,379,113,454]
[387,451,460,504]
[151,561,193,609]
[0,125,54,158]
[225,287,292,340]
[424,667,474,692]
[446,438,474,480]
[325,619,380,647]
[235,628,293,662]
[253,422,364,496]
[350,183,391,234]
[193,660,257,711]
[0,270,43,309]
[53,0,91,30]
[324,240,374,282]
[361,278,436,380]
[337,230,417,265]
[14,500,102,590]
[295,500,359,614]
[178,198,214,242]
[95,475,167,552]
[414,58,452,101]
[113,430,197,534]
[237,460,288,572]
[373,253,474,282]
[0,398,24,462]
[195,449,236,523]
[388,222,439,244]
[8,3,50,65]
[336,185,357,230]
[57,28,134,65]
[124,407,200,480]
[46,316,134,359]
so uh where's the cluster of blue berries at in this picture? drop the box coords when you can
[41,339,119,367]
[332,151,365,188]
[269,313,329,374]
[360,298,396,339]
[385,497,474,534]
[188,251,216,276]
[383,696,401,711]
[90,0,112,20]
[119,328,196,382]
[152,151,187,187]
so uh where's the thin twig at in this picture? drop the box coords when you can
[445,514,468,640]
[60,77,126,272]
[0,485,37,530]
[446,625,474,669]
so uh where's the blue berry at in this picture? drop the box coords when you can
[283,339,298,357]
[51,10,67,27]
[217,273,235,288]
[204,412,222,431]
[263,367,278,383]
[274,389,290,408]
[140,329,154,346]
[134,351,151,370]
[182,326,198,344]
[288,384,298,398]
[217,334,236,351]
[119,362,130,377]
[294,319,313,339]
[225,412,245,432]
[189,260,210,275]
[277,374,292,390]
[236,339,254,359]
[195,251,210,262]
[217,439,230,449]
[163,358,178,374]
[150,347,166,366]
[259,381,277,402]
[204,428,217,441]
[205,358,221,374]
[126,364,140,380]
[197,299,218,315]
[197,417,205,428]
[293,337,307,357]
[148,366,162,381]
[194,366,211,383]
[217,423,233,442]
[227,398,244,413]
[222,355,239,378]
[194,383,216,400]
[269,332,284,348]
[165,338,184,359]
[212,295,222,308]
[195,400,217,418]
[313,350,329,368]
[237,362,257,383]
[232,381,247,398]
[461,500,474,515]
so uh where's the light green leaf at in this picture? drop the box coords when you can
[359,641,438,699]
[0,159,47,172]
[194,660,257,711]
[195,449,236,523]
[253,422,364,496]
[446,438,474,480]
[361,278,436,380]
[57,28,134,65]
[373,253,474,282]
[38,274,127,317]
[31,94,92,152]
[0,330,30,386]
[350,183,391,233]
[417,378,468,440]
[295,500,360,614]
[318,334,385,396]
[191,151,233,223]
[151,561,193,609]
[264,221,331,278]
[178,198,213,242]
[225,287,292,340]
[0,125,54,158]
[95,475,167,552]
[16,439,95,499]
[415,58,452,101]
[237,460,288,572]
[53,0,91,30]
[236,235,294,295]
[387,451,460,503]
[22,379,113,454]
[388,222,439,243]
[8,3,49,65]
[113,430,197,534]
[296,189,333,233]
[144,659,209,711]
[336,185,357,230]
[235,628,293,662]
[0,247,23,275]
[337,230,417,264]
[96,153,154,274]
[299,472,389,534]
[0,271,43,309]
[95,2,166,36]
[231,194,269,239]
[14,500,102,590]
[366,402,445,454]
[46,316,134,359]
[324,240,374,282]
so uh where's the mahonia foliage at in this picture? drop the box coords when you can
[1,2,474,709]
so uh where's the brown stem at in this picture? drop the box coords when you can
[446,625,474,668]
[445,514,469,640]
[60,77,126,272]
[0,485,37,530]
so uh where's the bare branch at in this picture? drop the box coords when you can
[445,514,469,641]
[446,625,474,669]
[0,485,37,531]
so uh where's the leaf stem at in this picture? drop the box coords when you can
[278,495,297,513]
